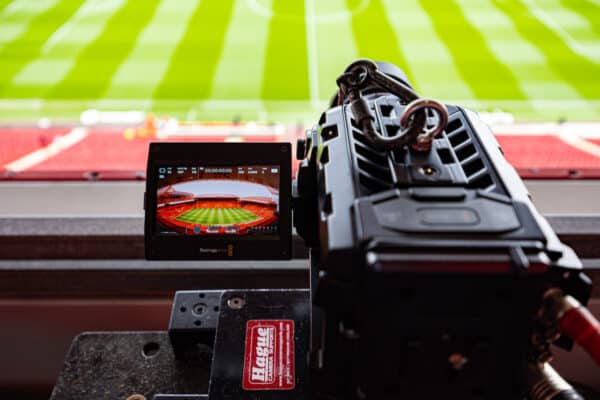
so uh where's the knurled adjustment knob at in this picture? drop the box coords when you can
[296,138,307,160]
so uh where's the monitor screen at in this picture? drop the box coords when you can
[156,165,280,237]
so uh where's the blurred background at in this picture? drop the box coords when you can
[0,0,599,398]
[0,0,599,179]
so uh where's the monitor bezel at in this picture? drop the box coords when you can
[145,142,292,260]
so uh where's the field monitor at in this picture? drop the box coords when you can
[145,142,291,260]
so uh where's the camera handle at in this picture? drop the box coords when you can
[336,59,448,152]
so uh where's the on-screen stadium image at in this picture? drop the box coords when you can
[156,166,279,236]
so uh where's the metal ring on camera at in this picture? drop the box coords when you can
[362,111,426,150]
[399,98,448,151]
[363,99,446,150]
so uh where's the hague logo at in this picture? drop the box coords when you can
[243,320,295,390]
[249,326,275,384]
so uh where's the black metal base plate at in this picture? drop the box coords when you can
[50,332,209,400]
[50,289,311,400]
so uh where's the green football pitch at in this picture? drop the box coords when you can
[175,207,260,226]
[0,0,599,121]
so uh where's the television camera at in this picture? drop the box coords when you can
[51,60,599,400]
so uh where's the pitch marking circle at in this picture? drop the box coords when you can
[246,0,371,23]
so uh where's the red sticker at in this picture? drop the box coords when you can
[242,319,295,390]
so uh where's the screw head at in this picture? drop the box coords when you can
[227,296,245,310]
[419,166,437,176]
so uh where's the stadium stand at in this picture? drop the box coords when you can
[0,127,69,169]
[1,122,600,180]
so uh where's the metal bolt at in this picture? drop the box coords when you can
[227,296,245,310]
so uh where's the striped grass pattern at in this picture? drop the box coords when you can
[175,207,260,226]
[0,0,599,121]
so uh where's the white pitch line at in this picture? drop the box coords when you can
[312,0,369,23]
[305,0,320,109]
[246,0,369,23]
[522,0,600,63]
[4,127,88,172]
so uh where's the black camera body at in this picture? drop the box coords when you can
[139,61,592,399]
[294,94,590,399]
